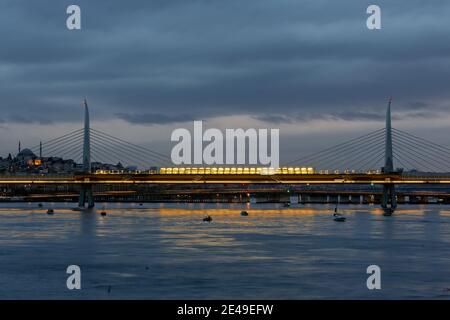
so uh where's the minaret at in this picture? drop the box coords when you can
[18,141,21,153]
[39,141,42,159]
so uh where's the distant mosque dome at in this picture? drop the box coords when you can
[17,148,36,158]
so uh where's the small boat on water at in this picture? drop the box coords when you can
[47,209,54,215]
[383,208,394,216]
[283,202,290,207]
[333,205,346,221]
[203,215,212,222]
[71,207,83,211]
[38,203,43,208]
[240,210,249,216]
[334,215,346,222]
[100,211,107,216]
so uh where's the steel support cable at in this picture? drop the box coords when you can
[307,133,386,169]
[283,128,386,165]
[392,134,450,170]
[42,142,83,160]
[392,129,450,156]
[92,129,171,162]
[393,128,450,154]
[393,150,416,170]
[394,150,432,172]
[91,147,151,170]
[90,154,99,164]
[29,128,84,151]
[91,146,125,166]
[295,132,386,170]
[326,142,383,172]
[316,138,384,171]
[392,130,450,161]
[90,128,171,162]
[42,136,84,158]
[90,139,152,168]
[90,145,129,167]
[30,134,84,158]
[74,150,84,164]
[92,135,171,165]
[90,140,139,166]
[348,142,385,171]
[317,134,385,167]
[90,136,163,168]
[393,143,444,172]
[392,142,445,172]
[393,136,450,169]
[37,133,84,156]
[392,132,450,169]
[290,131,386,169]
[91,133,170,167]
[90,131,170,166]
[359,150,386,172]
[284,129,385,166]
[42,134,83,153]
[392,144,436,172]
[29,128,83,149]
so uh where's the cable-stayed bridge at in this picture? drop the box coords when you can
[2,99,450,213]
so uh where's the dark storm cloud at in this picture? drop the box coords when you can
[1,0,450,125]
[115,112,195,125]
[253,109,440,124]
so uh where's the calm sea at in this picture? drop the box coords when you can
[0,202,450,299]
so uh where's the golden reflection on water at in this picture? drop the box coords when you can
[0,204,447,248]
[438,210,450,217]
[370,207,428,216]
[154,207,338,216]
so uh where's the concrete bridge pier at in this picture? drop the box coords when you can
[381,184,397,213]
[79,185,94,208]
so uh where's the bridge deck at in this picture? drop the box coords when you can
[0,173,450,184]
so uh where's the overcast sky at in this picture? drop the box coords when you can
[1,0,449,163]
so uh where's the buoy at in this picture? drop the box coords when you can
[203,215,212,222]
[47,209,54,215]
[38,203,43,208]
[240,210,249,216]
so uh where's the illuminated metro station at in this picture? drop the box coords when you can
[93,167,383,175]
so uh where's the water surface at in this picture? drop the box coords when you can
[1,202,450,299]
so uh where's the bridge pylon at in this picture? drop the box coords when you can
[78,99,94,208]
[381,97,397,214]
